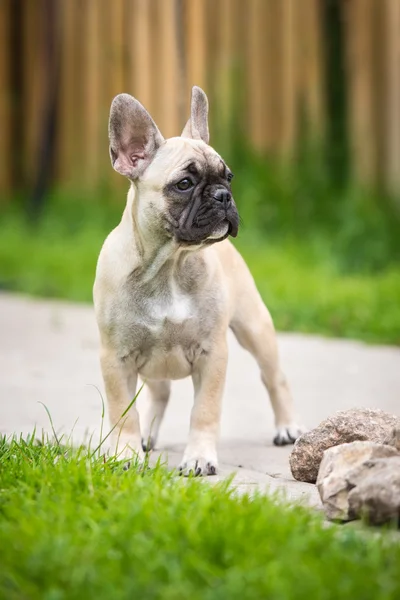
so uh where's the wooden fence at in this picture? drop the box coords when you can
[0,0,400,200]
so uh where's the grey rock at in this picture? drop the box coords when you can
[316,441,399,521]
[348,456,400,525]
[290,408,400,483]
[384,427,400,452]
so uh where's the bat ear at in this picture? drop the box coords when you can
[181,86,209,144]
[108,93,164,180]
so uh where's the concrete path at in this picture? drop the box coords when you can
[1,292,399,507]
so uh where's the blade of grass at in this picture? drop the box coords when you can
[38,401,60,446]
[90,383,145,458]
[66,417,80,445]
[86,384,106,458]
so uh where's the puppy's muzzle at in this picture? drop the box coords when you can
[174,185,239,245]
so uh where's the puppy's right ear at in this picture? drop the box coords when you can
[108,94,164,180]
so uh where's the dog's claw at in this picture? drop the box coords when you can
[273,432,289,446]
[178,457,218,477]
[273,424,306,446]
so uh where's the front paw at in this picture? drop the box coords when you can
[109,434,145,464]
[141,436,155,452]
[178,455,218,477]
[273,423,306,446]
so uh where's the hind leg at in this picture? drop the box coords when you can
[230,293,304,445]
[140,379,171,451]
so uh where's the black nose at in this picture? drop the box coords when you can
[213,189,231,207]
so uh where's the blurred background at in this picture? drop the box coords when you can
[0,0,399,344]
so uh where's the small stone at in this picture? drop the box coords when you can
[316,441,399,521]
[289,408,400,483]
[348,456,400,525]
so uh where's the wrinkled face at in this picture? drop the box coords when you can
[142,139,240,247]
[109,88,240,246]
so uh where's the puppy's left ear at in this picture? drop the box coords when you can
[109,93,164,180]
[181,86,209,144]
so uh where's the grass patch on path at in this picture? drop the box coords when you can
[1,437,400,600]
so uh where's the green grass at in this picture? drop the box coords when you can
[0,194,399,344]
[237,235,400,345]
[1,435,400,600]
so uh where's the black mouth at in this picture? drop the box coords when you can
[175,219,237,247]
[202,222,231,245]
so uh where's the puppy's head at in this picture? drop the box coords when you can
[109,86,239,246]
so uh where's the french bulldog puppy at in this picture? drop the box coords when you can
[93,86,303,475]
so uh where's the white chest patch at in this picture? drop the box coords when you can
[137,279,194,334]
[152,290,192,324]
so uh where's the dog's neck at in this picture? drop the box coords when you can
[124,184,199,284]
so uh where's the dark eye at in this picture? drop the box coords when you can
[176,178,193,191]
[227,172,234,183]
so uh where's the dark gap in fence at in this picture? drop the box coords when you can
[322,0,350,188]
[27,0,61,222]
[9,0,24,192]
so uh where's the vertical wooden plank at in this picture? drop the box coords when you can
[107,0,125,102]
[99,0,126,193]
[130,0,153,109]
[83,0,100,186]
[57,0,76,184]
[0,0,11,195]
[124,0,136,94]
[218,0,235,97]
[148,0,163,124]
[307,0,325,135]
[213,0,237,144]
[116,0,126,93]
[246,0,266,151]
[384,0,400,197]
[344,0,377,185]
[157,0,180,137]
[58,0,90,186]
[369,0,387,188]
[230,0,250,144]
[280,0,297,155]
[264,0,285,153]
[185,0,207,91]
[174,0,187,126]
[294,0,307,128]
[203,0,220,107]
[23,0,45,186]
[297,0,325,137]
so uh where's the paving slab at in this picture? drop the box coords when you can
[1,292,399,507]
